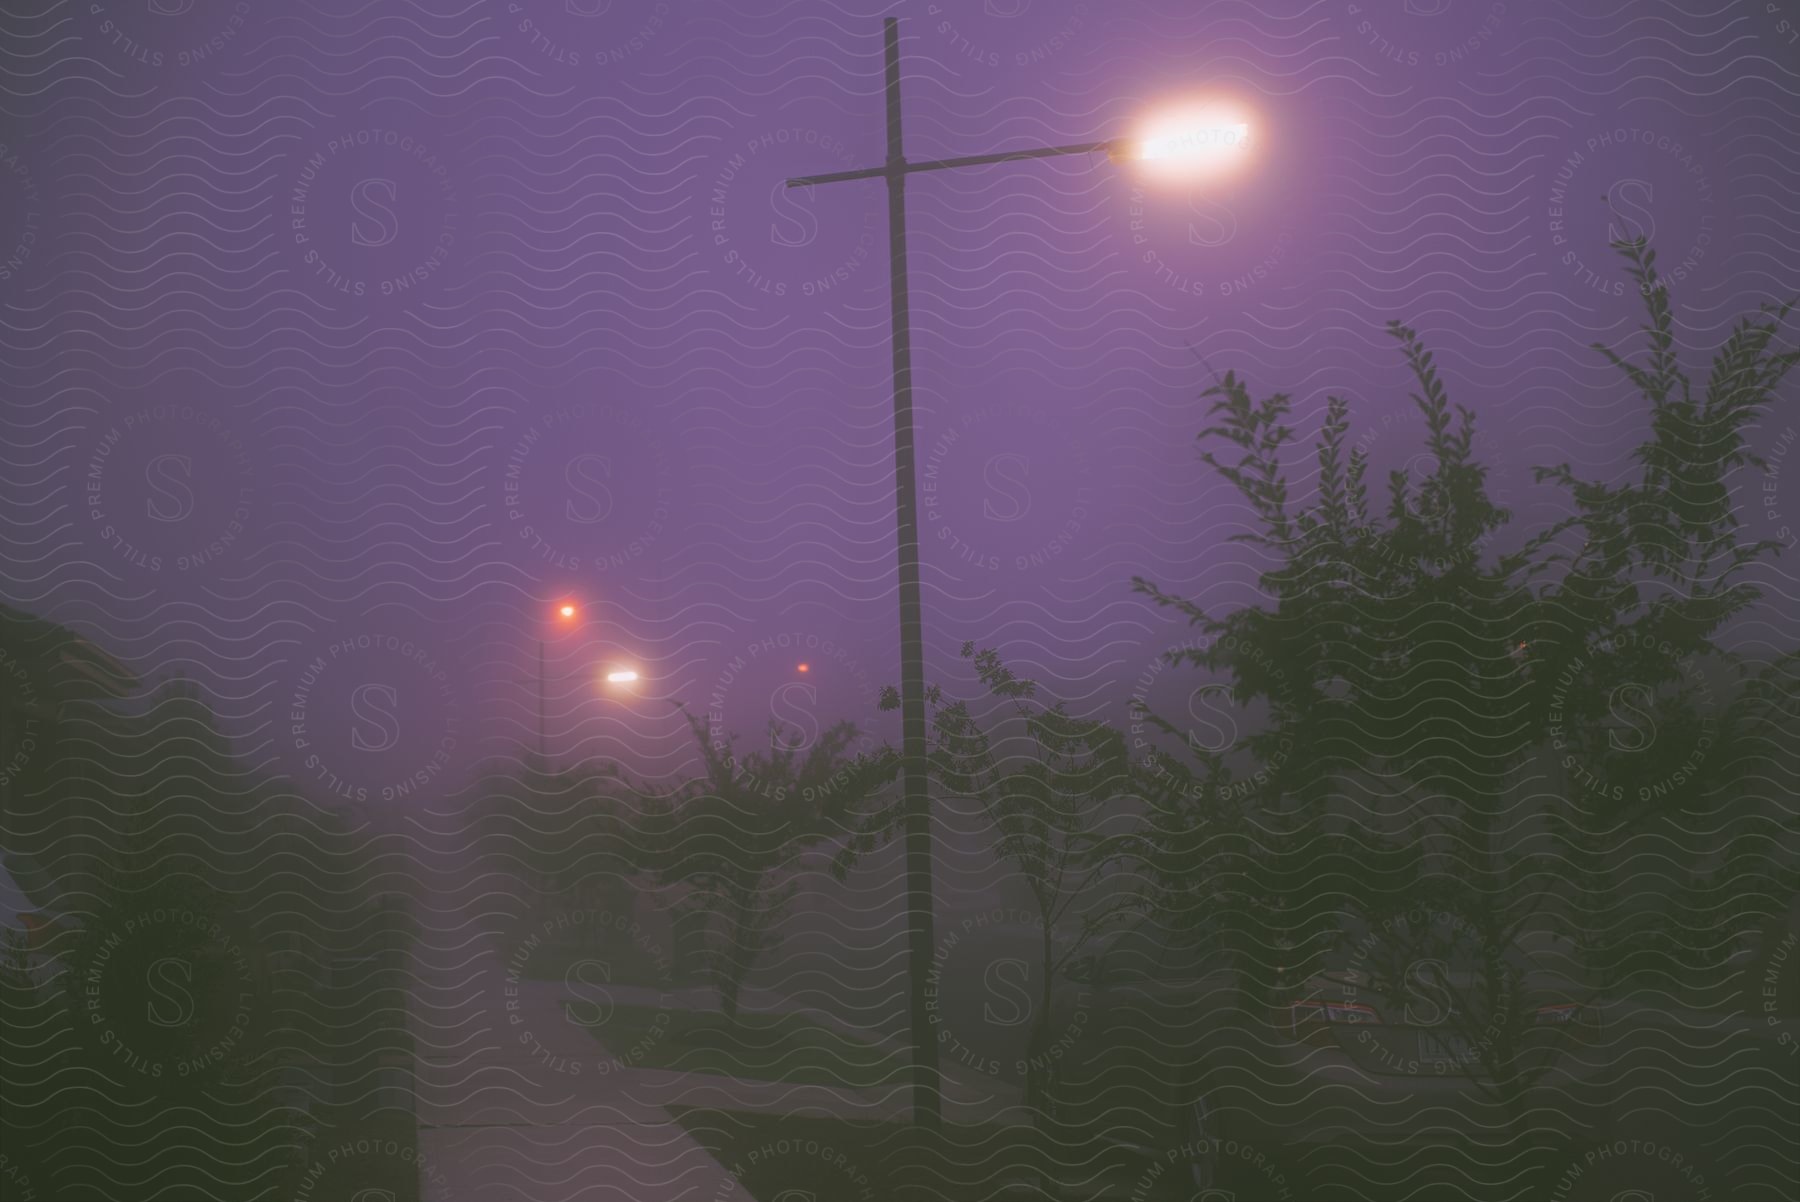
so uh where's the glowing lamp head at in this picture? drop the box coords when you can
[606,669,638,684]
[1118,98,1259,184]
[796,663,809,673]
[558,604,576,619]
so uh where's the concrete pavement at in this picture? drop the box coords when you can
[414,967,1030,1200]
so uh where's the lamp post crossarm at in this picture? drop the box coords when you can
[786,139,1118,189]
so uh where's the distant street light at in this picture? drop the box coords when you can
[786,18,1266,1129]
[539,601,581,768]
[605,669,638,684]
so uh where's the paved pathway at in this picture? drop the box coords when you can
[414,969,1028,1200]
[405,909,736,1202]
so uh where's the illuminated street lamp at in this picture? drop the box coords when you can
[539,601,580,767]
[786,18,1264,1129]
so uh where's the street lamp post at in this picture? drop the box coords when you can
[540,603,579,771]
[787,19,1127,1132]
[790,17,1258,1129]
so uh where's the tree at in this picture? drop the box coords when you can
[0,605,420,1199]
[1130,236,1800,1182]
[624,707,894,1021]
[0,600,139,899]
[827,643,1150,1196]
[465,757,636,914]
[865,645,1145,1109]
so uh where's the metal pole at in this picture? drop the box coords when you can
[880,15,941,1130]
[789,139,1118,188]
[786,15,1125,1131]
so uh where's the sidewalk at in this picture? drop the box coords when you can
[594,979,1034,1126]
[411,954,739,1202]
[414,971,1031,1200]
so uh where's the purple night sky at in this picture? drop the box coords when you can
[4,4,1800,1200]
[3,0,1795,799]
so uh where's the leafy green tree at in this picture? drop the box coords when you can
[1130,238,1799,1178]
[466,758,638,918]
[0,606,419,1199]
[625,708,893,1021]
[856,644,1145,1114]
